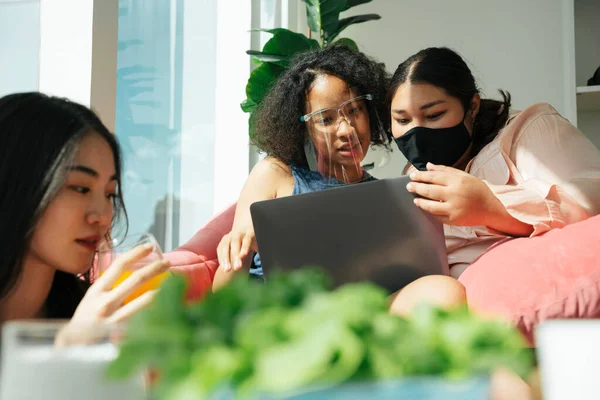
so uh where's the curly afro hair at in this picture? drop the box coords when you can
[252,43,390,167]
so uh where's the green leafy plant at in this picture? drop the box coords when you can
[241,0,382,136]
[108,270,534,399]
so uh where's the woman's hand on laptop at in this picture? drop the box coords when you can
[217,227,257,272]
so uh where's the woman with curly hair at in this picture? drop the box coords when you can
[213,44,466,315]
[216,44,389,279]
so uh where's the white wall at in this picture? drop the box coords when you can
[212,0,252,214]
[0,0,117,126]
[343,0,571,113]
[303,0,574,178]
[39,0,118,130]
[178,0,218,245]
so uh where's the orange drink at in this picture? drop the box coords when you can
[99,268,170,304]
[97,233,169,304]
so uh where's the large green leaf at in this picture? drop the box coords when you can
[325,14,381,43]
[261,28,320,55]
[240,98,257,113]
[244,62,286,112]
[246,29,319,69]
[334,37,359,51]
[248,107,258,138]
[341,0,373,11]
[245,51,289,67]
[303,0,347,36]
[241,29,317,117]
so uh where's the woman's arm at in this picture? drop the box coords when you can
[487,110,600,236]
[480,193,534,236]
[213,158,292,289]
[408,164,535,236]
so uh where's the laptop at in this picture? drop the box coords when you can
[250,176,449,293]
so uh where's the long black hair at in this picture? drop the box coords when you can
[388,47,511,157]
[0,92,127,318]
[253,43,390,166]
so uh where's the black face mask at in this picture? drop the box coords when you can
[393,116,472,171]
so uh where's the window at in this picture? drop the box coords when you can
[1,0,292,252]
[0,0,40,97]
[115,0,253,250]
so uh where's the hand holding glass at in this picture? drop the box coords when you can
[97,233,169,304]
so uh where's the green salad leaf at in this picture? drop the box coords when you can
[108,269,533,399]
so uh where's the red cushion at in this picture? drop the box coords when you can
[165,203,236,300]
[459,215,600,344]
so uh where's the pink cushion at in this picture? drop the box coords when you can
[165,203,236,300]
[459,214,600,344]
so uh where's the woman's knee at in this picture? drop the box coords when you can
[389,275,467,317]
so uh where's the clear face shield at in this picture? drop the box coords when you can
[301,92,391,183]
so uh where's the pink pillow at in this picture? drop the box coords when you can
[459,214,600,344]
[165,203,236,300]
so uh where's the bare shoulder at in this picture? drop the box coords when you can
[241,157,294,198]
[250,157,293,180]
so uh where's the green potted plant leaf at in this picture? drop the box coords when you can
[241,0,381,136]
[107,270,534,399]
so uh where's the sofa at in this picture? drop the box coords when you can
[166,203,600,342]
[165,203,235,301]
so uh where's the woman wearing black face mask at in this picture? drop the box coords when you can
[388,47,600,278]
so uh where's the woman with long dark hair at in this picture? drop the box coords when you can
[388,47,600,278]
[0,92,170,325]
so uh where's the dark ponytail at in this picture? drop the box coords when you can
[473,90,511,154]
[388,47,511,158]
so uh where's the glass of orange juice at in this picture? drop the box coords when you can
[97,233,169,304]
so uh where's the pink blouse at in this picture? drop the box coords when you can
[407,103,600,277]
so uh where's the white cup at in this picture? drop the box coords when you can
[535,319,600,400]
[0,321,147,400]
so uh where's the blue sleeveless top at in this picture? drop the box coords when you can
[249,165,376,279]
